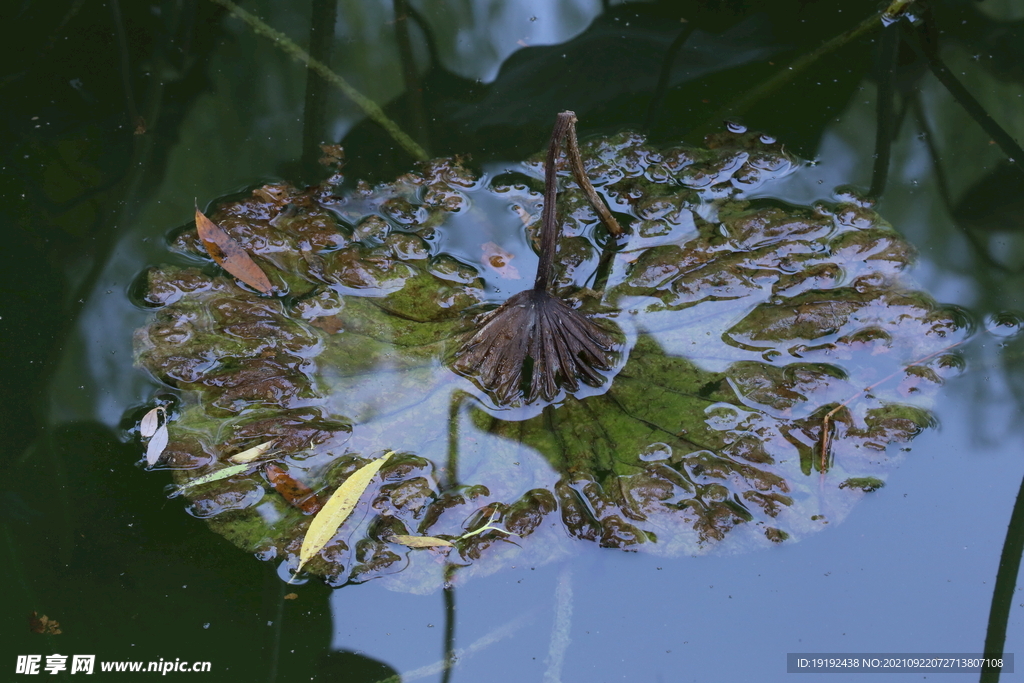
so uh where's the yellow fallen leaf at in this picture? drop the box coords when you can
[195,207,273,294]
[228,440,275,464]
[283,593,298,600]
[297,451,394,574]
[391,535,454,548]
[173,463,250,494]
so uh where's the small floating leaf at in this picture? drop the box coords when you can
[175,463,250,494]
[481,242,521,280]
[297,451,394,573]
[458,509,514,540]
[265,463,322,515]
[228,440,275,464]
[392,535,454,548]
[195,207,273,294]
[29,612,62,635]
[838,477,886,492]
[145,424,169,466]
[139,406,163,438]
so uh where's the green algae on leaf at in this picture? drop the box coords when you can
[132,127,968,591]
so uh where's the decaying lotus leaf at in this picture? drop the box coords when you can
[132,128,968,592]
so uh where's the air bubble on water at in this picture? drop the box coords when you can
[725,121,746,134]
[933,354,966,379]
[705,403,743,431]
[985,311,1024,338]
[639,443,673,462]
[759,134,776,144]
[278,560,308,585]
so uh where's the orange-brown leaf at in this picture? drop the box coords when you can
[195,207,273,294]
[481,241,521,280]
[265,463,322,515]
[29,612,62,635]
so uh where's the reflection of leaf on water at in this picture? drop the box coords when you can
[450,12,781,131]
[133,128,968,591]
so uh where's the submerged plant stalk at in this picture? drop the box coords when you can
[209,0,428,162]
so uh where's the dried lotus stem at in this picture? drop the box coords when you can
[452,112,616,404]
[563,113,623,237]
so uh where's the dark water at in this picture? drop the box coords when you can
[3,1,1024,681]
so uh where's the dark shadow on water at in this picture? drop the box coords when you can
[981,470,1024,682]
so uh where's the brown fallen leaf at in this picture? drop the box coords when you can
[29,612,61,635]
[318,143,344,168]
[265,463,322,515]
[283,592,298,600]
[310,315,344,334]
[195,207,273,294]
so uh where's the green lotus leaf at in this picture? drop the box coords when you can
[132,129,967,592]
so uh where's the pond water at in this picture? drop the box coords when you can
[4,1,1024,681]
